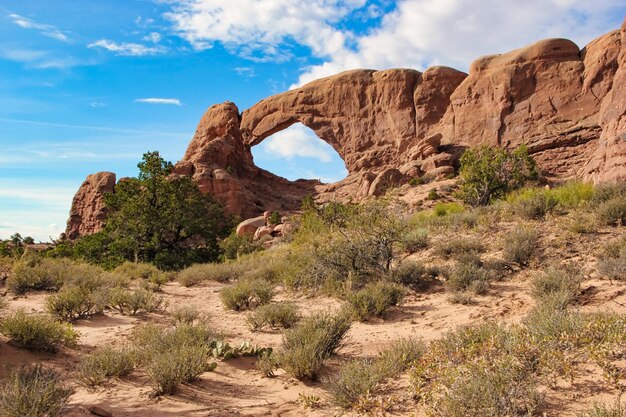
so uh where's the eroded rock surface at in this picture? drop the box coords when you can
[66,172,116,239]
[67,19,625,238]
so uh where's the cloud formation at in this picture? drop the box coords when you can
[88,39,165,56]
[8,13,70,42]
[134,98,182,105]
[258,123,335,163]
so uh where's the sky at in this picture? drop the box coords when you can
[0,1,624,241]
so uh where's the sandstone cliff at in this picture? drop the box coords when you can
[66,20,626,238]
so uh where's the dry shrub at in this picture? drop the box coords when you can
[176,262,241,287]
[108,287,165,315]
[530,265,582,307]
[247,303,300,331]
[597,195,626,226]
[502,227,539,265]
[0,309,78,352]
[46,286,106,322]
[77,346,136,387]
[347,282,405,321]
[434,237,486,259]
[220,279,274,311]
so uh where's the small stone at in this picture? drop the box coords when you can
[88,405,113,417]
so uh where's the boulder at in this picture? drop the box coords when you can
[65,172,116,239]
[254,225,274,240]
[236,216,266,237]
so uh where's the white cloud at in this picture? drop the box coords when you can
[143,32,162,43]
[163,0,366,60]
[134,98,182,106]
[8,13,70,42]
[294,0,626,86]
[88,39,165,56]
[1,48,82,69]
[259,124,334,162]
[89,101,106,108]
[234,67,255,77]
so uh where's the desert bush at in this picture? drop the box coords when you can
[146,345,213,395]
[596,195,626,226]
[508,188,558,219]
[530,265,582,306]
[403,228,429,252]
[550,182,595,208]
[7,258,69,294]
[276,309,351,380]
[131,323,216,360]
[220,279,274,311]
[445,261,491,294]
[376,337,426,376]
[433,202,464,217]
[502,227,539,265]
[566,212,598,234]
[247,302,300,331]
[392,261,432,289]
[524,300,584,345]
[432,356,542,417]
[77,346,136,387]
[46,286,106,322]
[256,351,278,377]
[591,182,626,206]
[0,309,78,352]
[113,262,168,289]
[597,238,626,281]
[447,291,476,305]
[220,231,262,260]
[0,365,73,417]
[456,145,538,206]
[177,261,241,287]
[347,282,405,321]
[170,305,202,325]
[434,237,486,259]
[326,359,380,409]
[108,287,165,315]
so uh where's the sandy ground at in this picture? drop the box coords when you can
[1,217,625,416]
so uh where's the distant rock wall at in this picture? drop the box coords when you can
[66,19,626,238]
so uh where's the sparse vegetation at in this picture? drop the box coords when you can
[445,259,491,294]
[275,309,351,380]
[502,226,539,265]
[434,237,486,259]
[46,286,106,322]
[220,279,274,311]
[176,262,240,286]
[530,265,582,306]
[170,305,202,325]
[596,195,626,226]
[598,237,626,281]
[0,309,78,352]
[108,287,165,315]
[347,281,405,321]
[247,302,300,331]
[507,188,558,219]
[403,228,429,252]
[77,346,136,387]
[0,365,73,417]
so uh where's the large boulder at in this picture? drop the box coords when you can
[66,172,116,239]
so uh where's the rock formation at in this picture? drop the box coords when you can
[65,172,116,239]
[66,19,626,238]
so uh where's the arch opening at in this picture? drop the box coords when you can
[250,123,348,184]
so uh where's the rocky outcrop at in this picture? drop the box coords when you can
[66,19,626,239]
[66,172,116,239]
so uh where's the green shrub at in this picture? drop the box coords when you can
[113,262,168,289]
[502,227,539,265]
[347,282,405,321]
[445,261,491,294]
[433,202,464,217]
[508,188,558,219]
[276,309,351,380]
[220,279,274,311]
[549,182,595,208]
[408,177,424,186]
[46,286,106,322]
[170,306,202,325]
[456,145,538,206]
[427,189,440,200]
[7,258,69,294]
[0,365,73,417]
[375,337,426,376]
[530,265,582,306]
[220,232,262,261]
[597,195,626,226]
[326,359,379,409]
[146,345,213,395]
[392,261,431,289]
[403,228,429,252]
[77,346,136,387]
[247,303,300,331]
[177,262,241,287]
[433,356,542,417]
[524,300,584,344]
[108,287,165,315]
[0,310,78,352]
[434,237,486,259]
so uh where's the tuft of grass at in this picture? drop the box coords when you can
[596,195,626,226]
[275,309,351,380]
[176,262,241,287]
[347,282,405,321]
[146,345,213,395]
[433,202,464,217]
[247,302,300,331]
[434,237,486,259]
[220,279,274,311]
[508,188,558,220]
[46,286,106,322]
[108,287,165,315]
[502,227,539,265]
[0,309,78,352]
[403,228,429,252]
[77,346,136,387]
[0,365,73,417]
[170,306,202,326]
[530,265,582,307]
[445,260,491,294]
[549,182,595,208]
[376,337,426,376]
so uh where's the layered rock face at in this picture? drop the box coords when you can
[66,20,626,238]
[65,172,116,239]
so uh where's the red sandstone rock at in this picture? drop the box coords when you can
[67,20,625,239]
[236,216,266,237]
[66,172,116,239]
[254,225,273,240]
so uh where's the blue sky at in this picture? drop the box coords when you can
[1,0,624,241]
